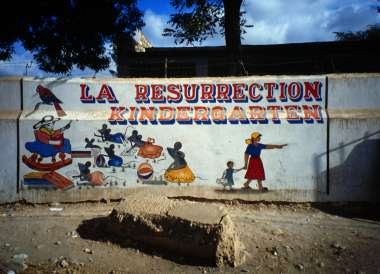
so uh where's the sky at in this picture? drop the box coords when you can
[0,0,378,77]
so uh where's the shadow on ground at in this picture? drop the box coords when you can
[170,196,380,222]
[313,202,380,222]
[76,217,215,267]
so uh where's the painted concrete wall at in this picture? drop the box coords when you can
[0,74,378,203]
[329,74,380,110]
[0,78,21,202]
[325,74,380,202]
[0,77,21,111]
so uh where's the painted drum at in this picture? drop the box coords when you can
[137,162,154,180]
[88,171,105,186]
[95,154,106,167]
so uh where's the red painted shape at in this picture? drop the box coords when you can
[96,84,117,102]
[22,155,72,171]
[42,172,74,190]
[53,102,66,117]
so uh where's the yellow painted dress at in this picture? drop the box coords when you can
[164,165,195,184]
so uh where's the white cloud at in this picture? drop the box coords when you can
[242,0,379,44]
[141,0,379,46]
[142,9,176,47]
[326,3,379,32]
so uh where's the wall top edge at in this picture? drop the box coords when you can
[328,109,380,118]
[19,75,327,82]
[0,110,22,119]
[0,73,376,82]
[0,76,22,81]
[326,73,380,79]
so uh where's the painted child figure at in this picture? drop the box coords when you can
[222,161,244,190]
[243,132,287,192]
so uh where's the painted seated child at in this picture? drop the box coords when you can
[25,115,72,163]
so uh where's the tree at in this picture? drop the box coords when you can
[335,25,380,41]
[163,0,252,75]
[0,0,144,74]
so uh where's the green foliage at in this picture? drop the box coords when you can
[163,0,252,45]
[0,0,144,73]
[335,25,380,42]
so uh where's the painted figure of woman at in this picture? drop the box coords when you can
[164,142,195,184]
[243,132,287,191]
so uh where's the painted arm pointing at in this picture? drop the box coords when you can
[265,144,288,149]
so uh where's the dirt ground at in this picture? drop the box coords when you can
[0,199,379,274]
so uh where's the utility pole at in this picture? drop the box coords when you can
[25,62,32,76]
[164,57,168,78]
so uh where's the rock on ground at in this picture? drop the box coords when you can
[107,194,245,267]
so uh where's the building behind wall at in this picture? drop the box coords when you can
[116,34,380,77]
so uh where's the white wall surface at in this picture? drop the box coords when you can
[0,77,21,111]
[326,74,380,201]
[328,74,380,110]
[327,117,380,201]
[0,77,22,202]
[0,117,19,202]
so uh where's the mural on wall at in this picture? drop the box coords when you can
[22,115,74,190]
[216,161,244,190]
[242,132,287,191]
[25,85,67,117]
[164,142,195,184]
[21,117,194,189]
[19,77,326,192]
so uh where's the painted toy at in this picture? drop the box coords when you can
[136,162,154,180]
[95,124,127,145]
[137,137,163,159]
[84,138,101,149]
[75,161,106,186]
[23,171,74,190]
[104,144,123,167]
[123,129,144,156]
[78,161,92,180]
[22,115,72,171]
[127,130,144,148]
[95,154,107,167]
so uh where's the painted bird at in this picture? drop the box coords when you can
[26,85,66,117]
